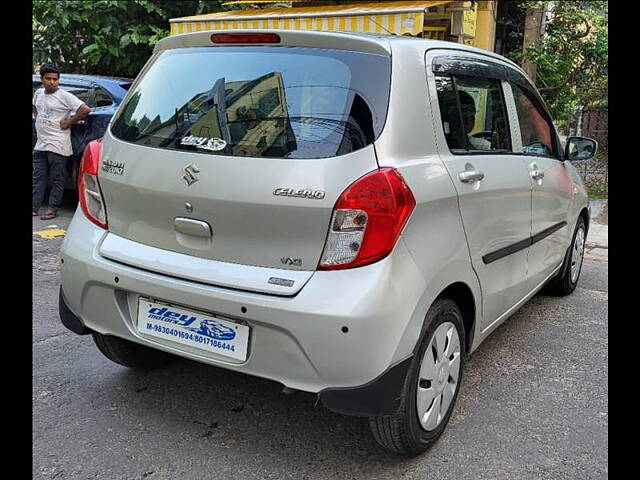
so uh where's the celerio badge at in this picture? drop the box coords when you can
[273,188,325,200]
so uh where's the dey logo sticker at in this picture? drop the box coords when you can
[180,135,227,152]
[147,307,236,341]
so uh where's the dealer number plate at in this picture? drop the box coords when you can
[137,298,249,361]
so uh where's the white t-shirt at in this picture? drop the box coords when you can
[32,88,85,156]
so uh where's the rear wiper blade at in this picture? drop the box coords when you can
[211,77,231,148]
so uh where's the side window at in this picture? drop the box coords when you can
[435,77,466,151]
[435,74,511,153]
[60,84,92,107]
[511,84,556,158]
[94,87,114,107]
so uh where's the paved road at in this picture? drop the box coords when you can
[33,199,608,480]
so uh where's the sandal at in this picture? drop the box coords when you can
[40,211,57,220]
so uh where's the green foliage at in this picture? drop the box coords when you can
[33,0,228,77]
[510,1,608,130]
[587,185,607,199]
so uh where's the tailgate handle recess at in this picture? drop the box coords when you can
[174,218,212,238]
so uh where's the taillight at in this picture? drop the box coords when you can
[78,139,107,229]
[211,33,281,44]
[318,168,416,270]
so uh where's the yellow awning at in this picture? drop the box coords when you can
[170,1,453,37]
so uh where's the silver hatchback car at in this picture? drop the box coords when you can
[59,30,596,455]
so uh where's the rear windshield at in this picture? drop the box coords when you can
[110,46,391,159]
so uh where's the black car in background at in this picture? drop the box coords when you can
[32,74,132,189]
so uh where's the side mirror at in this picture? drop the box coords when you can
[565,136,598,161]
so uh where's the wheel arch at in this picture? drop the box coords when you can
[580,207,590,235]
[391,258,482,366]
[435,282,476,354]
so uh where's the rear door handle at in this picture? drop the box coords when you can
[174,217,212,238]
[458,170,485,183]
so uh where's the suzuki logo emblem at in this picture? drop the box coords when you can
[182,164,200,186]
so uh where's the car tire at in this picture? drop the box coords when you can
[369,298,465,455]
[544,216,586,296]
[92,333,173,370]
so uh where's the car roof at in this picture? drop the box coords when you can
[155,29,523,74]
[155,29,393,56]
[32,73,133,102]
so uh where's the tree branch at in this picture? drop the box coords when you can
[538,65,580,94]
[565,16,592,41]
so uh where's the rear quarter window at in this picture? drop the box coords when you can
[511,84,557,158]
[111,46,391,159]
[60,85,92,106]
[94,87,114,107]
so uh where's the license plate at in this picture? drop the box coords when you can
[137,298,249,361]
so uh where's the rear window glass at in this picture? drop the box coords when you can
[110,47,391,159]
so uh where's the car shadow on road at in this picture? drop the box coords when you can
[99,355,413,468]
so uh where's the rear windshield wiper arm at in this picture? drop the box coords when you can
[211,77,231,148]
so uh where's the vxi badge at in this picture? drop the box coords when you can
[273,187,325,200]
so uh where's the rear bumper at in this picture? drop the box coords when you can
[58,287,91,335]
[318,355,413,416]
[60,210,427,405]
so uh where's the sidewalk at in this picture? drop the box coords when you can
[585,199,607,261]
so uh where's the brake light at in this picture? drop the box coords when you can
[78,139,107,229]
[318,168,416,270]
[211,33,281,44]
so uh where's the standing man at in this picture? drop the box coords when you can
[32,64,91,220]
